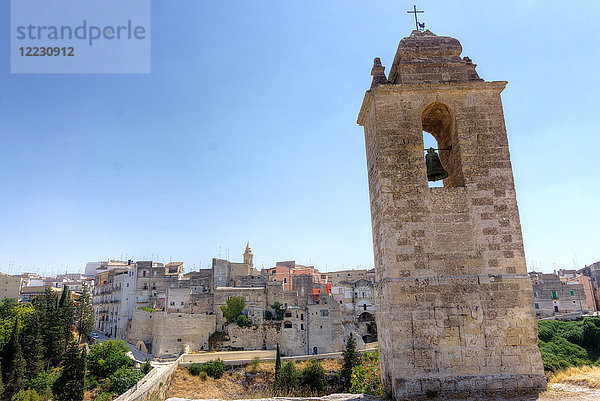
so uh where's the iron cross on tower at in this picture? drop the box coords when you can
[407,5,425,31]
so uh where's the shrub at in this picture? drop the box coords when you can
[86,375,99,390]
[29,371,58,399]
[301,360,327,393]
[188,363,204,376]
[236,315,253,328]
[11,389,40,401]
[275,361,300,394]
[141,359,152,375]
[264,310,273,321]
[93,392,114,401]
[250,357,260,372]
[203,359,226,379]
[137,307,154,313]
[350,350,383,396]
[198,371,208,381]
[108,367,144,395]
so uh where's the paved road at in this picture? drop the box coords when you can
[181,346,379,366]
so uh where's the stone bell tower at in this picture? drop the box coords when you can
[357,30,545,398]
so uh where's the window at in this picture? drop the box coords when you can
[300,314,304,321]
[570,290,575,296]
[300,323,304,330]
[552,291,558,299]
[534,303,539,309]
[285,311,292,318]
[177,338,182,342]
[283,321,292,329]
[363,304,367,311]
[320,310,329,317]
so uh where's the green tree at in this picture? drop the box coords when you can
[87,339,131,379]
[301,360,327,393]
[21,313,44,380]
[58,286,74,351]
[53,342,85,401]
[75,284,94,344]
[341,334,360,391]
[30,370,59,401]
[275,361,299,394]
[275,343,281,380]
[34,289,64,367]
[220,297,245,323]
[0,299,18,320]
[109,367,144,395]
[270,303,285,321]
[5,319,27,398]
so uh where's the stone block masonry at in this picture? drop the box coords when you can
[357,30,545,398]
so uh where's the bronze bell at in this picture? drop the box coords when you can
[425,148,449,181]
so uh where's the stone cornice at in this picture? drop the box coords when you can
[357,80,507,126]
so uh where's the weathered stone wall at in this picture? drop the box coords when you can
[130,310,154,350]
[129,310,216,357]
[152,313,216,356]
[357,30,545,398]
[221,324,272,351]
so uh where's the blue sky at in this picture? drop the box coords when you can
[0,1,598,275]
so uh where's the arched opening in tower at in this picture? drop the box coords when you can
[421,102,465,188]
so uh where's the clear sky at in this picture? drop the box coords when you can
[1,1,599,275]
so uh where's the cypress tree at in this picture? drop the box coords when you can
[75,284,94,344]
[21,313,45,380]
[275,343,281,380]
[59,285,74,351]
[53,342,85,401]
[35,289,64,367]
[6,319,27,398]
[341,333,360,391]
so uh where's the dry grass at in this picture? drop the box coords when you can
[167,358,343,400]
[550,365,600,389]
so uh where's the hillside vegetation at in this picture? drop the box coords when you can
[538,317,600,372]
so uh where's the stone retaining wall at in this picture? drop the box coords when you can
[114,357,183,401]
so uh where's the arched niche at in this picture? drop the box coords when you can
[421,102,465,187]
